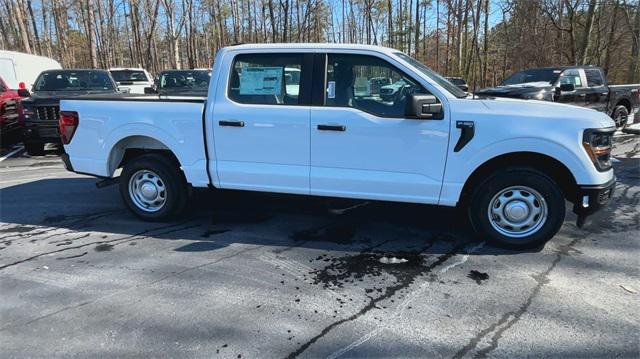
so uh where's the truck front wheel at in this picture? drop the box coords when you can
[468,168,565,249]
[119,154,189,221]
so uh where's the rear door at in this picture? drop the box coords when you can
[583,67,609,113]
[309,53,449,204]
[212,52,313,195]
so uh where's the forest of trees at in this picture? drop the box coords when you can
[1,0,639,87]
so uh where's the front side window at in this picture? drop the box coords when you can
[325,54,425,117]
[559,69,583,87]
[228,53,303,105]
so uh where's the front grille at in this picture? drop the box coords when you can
[36,106,60,122]
[2,100,18,117]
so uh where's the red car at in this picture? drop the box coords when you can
[0,75,25,148]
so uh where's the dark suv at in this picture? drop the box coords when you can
[20,69,118,155]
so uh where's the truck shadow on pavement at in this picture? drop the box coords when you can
[0,177,537,259]
[3,152,638,259]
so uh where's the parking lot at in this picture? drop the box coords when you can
[0,134,638,358]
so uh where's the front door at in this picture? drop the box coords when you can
[310,53,449,204]
[212,52,312,194]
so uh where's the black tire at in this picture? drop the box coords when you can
[24,141,45,156]
[612,105,629,129]
[119,153,189,221]
[468,167,565,250]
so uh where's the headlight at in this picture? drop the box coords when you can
[582,128,615,172]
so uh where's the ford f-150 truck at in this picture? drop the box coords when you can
[59,44,617,249]
[476,66,640,129]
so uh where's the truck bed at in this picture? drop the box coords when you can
[60,98,210,187]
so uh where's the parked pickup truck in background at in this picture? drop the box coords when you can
[20,69,119,155]
[60,44,616,249]
[143,69,211,99]
[476,66,640,129]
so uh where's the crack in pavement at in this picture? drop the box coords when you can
[452,236,581,359]
[0,221,198,271]
[285,241,468,359]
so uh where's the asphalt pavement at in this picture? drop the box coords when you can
[0,135,638,358]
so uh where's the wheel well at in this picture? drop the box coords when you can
[460,152,578,204]
[615,98,631,113]
[108,136,181,175]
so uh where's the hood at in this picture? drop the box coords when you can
[23,90,117,106]
[477,82,554,97]
[480,97,614,128]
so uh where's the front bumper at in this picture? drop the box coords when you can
[572,176,616,217]
[23,124,61,143]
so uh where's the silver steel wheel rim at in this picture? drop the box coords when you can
[128,170,166,212]
[487,186,548,238]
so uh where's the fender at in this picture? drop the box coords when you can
[439,137,613,206]
[105,123,209,187]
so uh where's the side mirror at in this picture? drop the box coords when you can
[559,83,575,92]
[144,87,157,94]
[17,88,30,97]
[117,87,131,94]
[405,94,443,119]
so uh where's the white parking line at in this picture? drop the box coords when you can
[0,145,24,162]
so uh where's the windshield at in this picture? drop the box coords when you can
[110,70,148,83]
[501,69,561,86]
[33,71,116,92]
[394,52,467,98]
[158,70,211,93]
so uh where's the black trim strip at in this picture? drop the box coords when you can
[201,102,214,187]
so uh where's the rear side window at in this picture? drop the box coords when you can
[228,53,304,105]
[584,68,604,87]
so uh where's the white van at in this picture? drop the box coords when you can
[0,50,62,90]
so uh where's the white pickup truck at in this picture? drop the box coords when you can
[59,44,616,249]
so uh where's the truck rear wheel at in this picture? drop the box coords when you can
[468,168,565,249]
[119,154,189,221]
[612,105,629,129]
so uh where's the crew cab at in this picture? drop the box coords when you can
[477,66,640,129]
[60,44,617,249]
[20,69,118,155]
[109,68,153,94]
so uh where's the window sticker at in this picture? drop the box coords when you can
[240,67,282,95]
[327,81,336,99]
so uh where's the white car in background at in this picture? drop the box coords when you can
[0,50,62,90]
[109,68,153,94]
